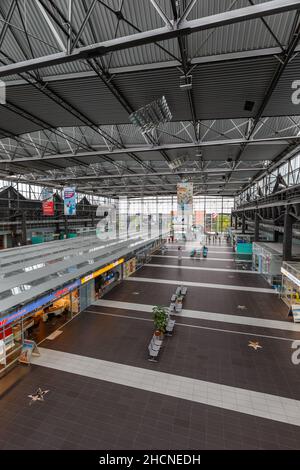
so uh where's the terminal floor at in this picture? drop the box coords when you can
[1,242,300,450]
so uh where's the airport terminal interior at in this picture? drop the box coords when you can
[1,0,300,452]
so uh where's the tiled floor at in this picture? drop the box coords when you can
[1,240,300,450]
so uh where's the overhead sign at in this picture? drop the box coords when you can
[64,187,76,216]
[81,258,124,284]
[0,279,80,329]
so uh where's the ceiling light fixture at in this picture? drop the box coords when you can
[129,95,172,133]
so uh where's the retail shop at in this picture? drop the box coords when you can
[83,258,124,301]
[281,261,300,321]
[0,257,126,373]
[0,279,80,373]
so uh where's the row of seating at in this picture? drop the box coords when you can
[148,286,188,362]
[148,334,163,362]
[169,285,187,313]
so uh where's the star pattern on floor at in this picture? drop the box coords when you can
[237,305,247,310]
[248,340,262,350]
[28,388,49,405]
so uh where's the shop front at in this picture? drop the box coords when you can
[81,258,124,300]
[281,261,300,321]
[0,279,80,374]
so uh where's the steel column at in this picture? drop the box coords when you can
[283,210,294,261]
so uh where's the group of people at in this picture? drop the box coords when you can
[206,231,222,244]
[177,245,208,261]
[189,245,208,259]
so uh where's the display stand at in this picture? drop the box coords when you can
[19,340,40,365]
[291,304,300,323]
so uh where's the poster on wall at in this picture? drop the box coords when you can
[177,182,193,212]
[19,340,40,365]
[124,258,136,278]
[41,188,54,216]
[64,187,76,216]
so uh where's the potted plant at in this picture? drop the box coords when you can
[153,306,168,338]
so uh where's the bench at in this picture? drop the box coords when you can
[171,294,177,302]
[165,318,175,336]
[175,286,181,296]
[148,335,163,362]
[181,286,187,296]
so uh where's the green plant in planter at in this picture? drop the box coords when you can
[153,305,168,334]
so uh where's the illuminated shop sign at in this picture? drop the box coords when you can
[81,258,124,285]
[0,279,80,329]
[281,267,300,288]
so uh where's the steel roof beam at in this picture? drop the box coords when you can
[0,135,297,164]
[0,0,298,77]
[0,0,17,48]
[35,0,66,51]
[23,167,267,183]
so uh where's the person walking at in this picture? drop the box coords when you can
[178,245,182,261]
[203,245,208,258]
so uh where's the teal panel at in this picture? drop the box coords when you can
[236,242,252,254]
[31,235,44,244]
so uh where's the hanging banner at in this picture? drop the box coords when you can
[177,182,193,212]
[41,188,54,216]
[64,187,76,216]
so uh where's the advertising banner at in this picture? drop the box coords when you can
[64,187,76,216]
[41,188,54,216]
[177,182,193,212]
[124,258,137,278]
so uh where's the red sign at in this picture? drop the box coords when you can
[43,200,54,216]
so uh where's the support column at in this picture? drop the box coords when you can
[159,213,162,239]
[234,215,238,230]
[254,212,260,242]
[283,210,294,261]
[274,229,279,243]
[241,214,246,233]
[64,216,69,239]
[148,214,152,239]
[21,211,27,245]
